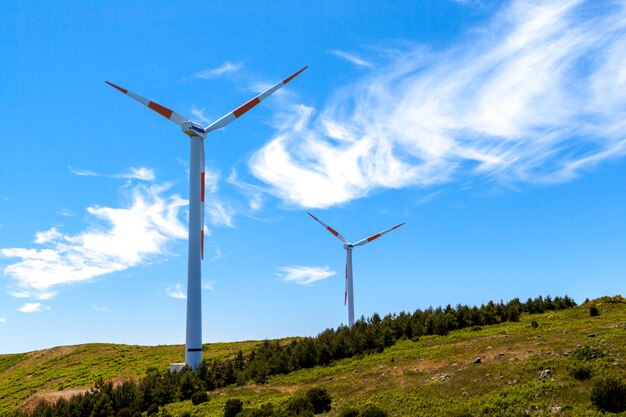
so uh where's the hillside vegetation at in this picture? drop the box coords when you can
[1,296,625,416]
[0,341,261,415]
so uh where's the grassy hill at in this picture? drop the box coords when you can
[1,298,625,416]
[0,341,261,415]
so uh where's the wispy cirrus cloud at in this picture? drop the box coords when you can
[227,170,266,212]
[57,208,73,217]
[0,317,6,323]
[8,289,56,300]
[18,303,48,313]
[201,168,236,229]
[69,166,155,181]
[91,305,110,312]
[190,107,211,125]
[1,182,187,299]
[250,0,626,208]
[201,280,215,290]
[276,265,336,285]
[209,247,222,262]
[205,200,235,228]
[204,168,220,194]
[193,62,242,80]
[331,50,373,68]
[166,283,186,299]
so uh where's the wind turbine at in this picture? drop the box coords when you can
[106,66,307,370]
[307,213,405,328]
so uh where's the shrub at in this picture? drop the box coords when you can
[284,396,314,416]
[591,375,626,413]
[530,320,539,329]
[360,405,388,417]
[568,362,592,380]
[571,346,604,361]
[191,390,209,405]
[305,387,332,414]
[338,409,360,417]
[146,403,159,416]
[589,305,600,317]
[224,398,244,417]
[117,409,134,417]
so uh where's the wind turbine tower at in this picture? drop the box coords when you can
[106,67,307,370]
[308,213,405,328]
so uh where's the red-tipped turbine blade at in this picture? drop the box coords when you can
[353,222,406,247]
[105,81,188,126]
[344,263,348,305]
[200,143,206,260]
[307,212,347,244]
[204,66,308,133]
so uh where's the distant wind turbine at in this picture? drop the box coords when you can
[307,213,405,328]
[106,66,307,370]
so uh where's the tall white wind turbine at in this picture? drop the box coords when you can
[106,66,307,370]
[307,213,405,328]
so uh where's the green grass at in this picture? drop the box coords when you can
[2,300,625,416]
[0,341,261,415]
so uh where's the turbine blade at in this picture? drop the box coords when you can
[353,222,406,247]
[200,143,205,260]
[344,259,348,306]
[204,66,308,133]
[105,81,188,126]
[307,212,347,244]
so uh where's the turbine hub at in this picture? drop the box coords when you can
[182,121,207,139]
[344,243,354,250]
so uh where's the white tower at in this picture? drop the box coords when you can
[106,66,307,369]
[308,213,405,328]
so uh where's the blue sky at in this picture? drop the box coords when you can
[1,0,625,354]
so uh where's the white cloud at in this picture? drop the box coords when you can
[331,50,373,68]
[18,303,47,313]
[204,168,220,194]
[35,228,62,244]
[277,265,336,285]
[166,283,186,299]
[57,208,73,217]
[69,166,155,181]
[249,194,263,211]
[201,280,215,290]
[205,200,235,228]
[190,107,211,125]
[194,62,242,79]
[1,183,187,298]
[198,168,235,229]
[227,170,267,212]
[0,317,6,323]
[209,247,222,262]
[69,167,98,177]
[250,0,626,208]
[91,305,110,312]
[120,167,155,181]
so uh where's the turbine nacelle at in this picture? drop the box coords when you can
[343,243,354,250]
[182,121,207,139]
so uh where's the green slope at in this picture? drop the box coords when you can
[2,299,625,416]
[0,341,261,414]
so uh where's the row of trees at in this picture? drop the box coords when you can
[15,369,205,417]
[15,295,576,417]
[199,295,576,386]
